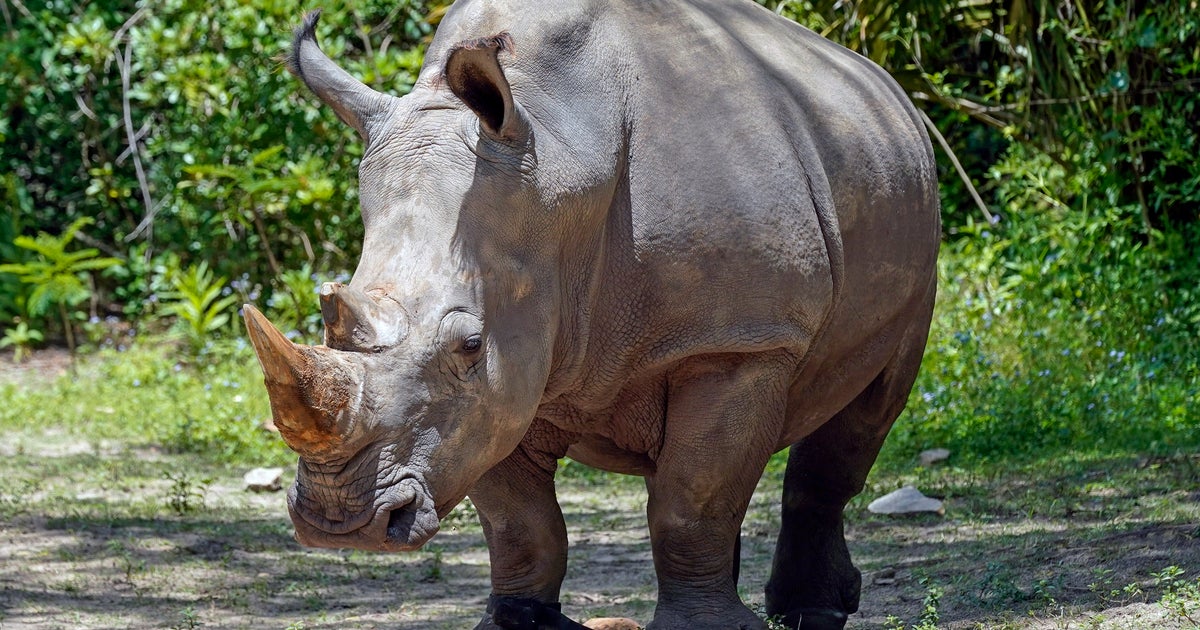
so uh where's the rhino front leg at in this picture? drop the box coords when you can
[469,419,588,630]
[645,353,795,630]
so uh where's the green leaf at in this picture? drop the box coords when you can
[251,145,285,166]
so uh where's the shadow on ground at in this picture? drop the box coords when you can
[0,454,1197,628]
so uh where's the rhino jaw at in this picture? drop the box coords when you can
[242,304,363,457]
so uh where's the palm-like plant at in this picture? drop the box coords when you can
[0,322,45,363]
[0,217,122,356]
[160,262,239,356]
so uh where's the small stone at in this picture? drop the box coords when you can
[919,448,951,467]
[243,467,284,492]
[873,568,897,585]
[868,486,944,515]
[583,619,641,630]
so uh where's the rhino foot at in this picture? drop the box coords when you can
[474,595,591,630]
[785,607,849,630]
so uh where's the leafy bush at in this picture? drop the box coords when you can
[883,143,1200,466]
[759,0,1200,235]
[266,263,341,345]
[0,0,443,324]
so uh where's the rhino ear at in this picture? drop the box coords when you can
[288,10,396,143]
[444,33,525,141]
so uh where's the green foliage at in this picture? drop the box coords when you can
[0,322,44,362]
[266,263,328,344]
[160,261,239,354]
[884,573,942,630]
[105,243,180,319]
[0,174,32,321]
[883,144,1200,466]
[1154,566,1200,626]
[171,606,204,630]
[0,217,122,317]
[0,217,122,353]
[0,0,442,322]
[759,0,1200,233]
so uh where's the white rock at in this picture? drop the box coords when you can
[243,467,284,493]
[919,448,951,467]
[868,486,944,515]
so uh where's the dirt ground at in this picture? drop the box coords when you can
[0,351,1198,629]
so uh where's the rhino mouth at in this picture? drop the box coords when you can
[288,475,441,551]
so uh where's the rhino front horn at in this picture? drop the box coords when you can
[243,304,361,456]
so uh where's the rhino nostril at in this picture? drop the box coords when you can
[385,499,419,539]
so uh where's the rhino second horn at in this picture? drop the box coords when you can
[287,10,397,144]
[320,283,377,350]
[242,304,341,455]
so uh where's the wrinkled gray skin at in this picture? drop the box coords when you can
[244,1,939,629]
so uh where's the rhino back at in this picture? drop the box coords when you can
[609,1,937,385]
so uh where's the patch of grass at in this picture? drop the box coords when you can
[0,339,290,466]
[881,236,1200,471]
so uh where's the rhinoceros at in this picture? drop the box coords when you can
[242,0,939,628]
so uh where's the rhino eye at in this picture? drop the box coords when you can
[461,334,483,354]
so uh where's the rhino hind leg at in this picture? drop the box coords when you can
[765,325,930,630]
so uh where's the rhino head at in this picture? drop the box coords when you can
[243,11,613,551]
